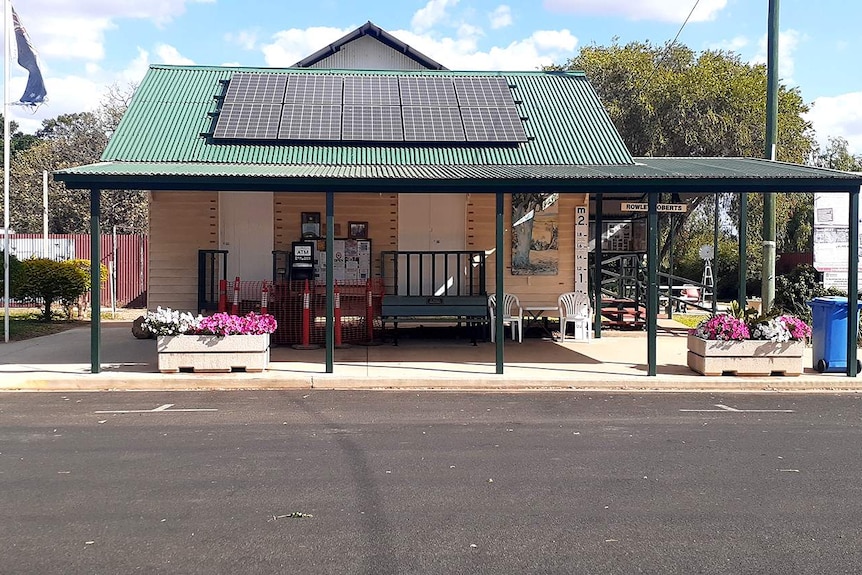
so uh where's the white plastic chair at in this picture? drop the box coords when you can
[557,291,592,342]
[488,293,524,343]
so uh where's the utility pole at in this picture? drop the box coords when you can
[762,0,779,310]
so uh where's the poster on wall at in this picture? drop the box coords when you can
[315,239,372,283]
[813,192,862,290]
[512,192,559,275]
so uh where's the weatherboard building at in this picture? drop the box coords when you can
[55,22,862,375]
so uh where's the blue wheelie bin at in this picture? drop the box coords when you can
[808,296,862,373]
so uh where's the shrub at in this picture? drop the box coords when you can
[774,264,845,324]
[15,258,90,321]
[0,252,22,294]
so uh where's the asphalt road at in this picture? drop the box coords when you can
[1,391,861,574]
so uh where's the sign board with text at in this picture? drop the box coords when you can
[620,202,687,213]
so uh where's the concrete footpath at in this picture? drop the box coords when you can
[0,319,860,392]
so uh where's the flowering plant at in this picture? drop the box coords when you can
[690,303,811,342]
[142,306,202,336]
[142,307,277,337]
[196,312,278,336]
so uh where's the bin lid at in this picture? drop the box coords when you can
[808,296,862,308]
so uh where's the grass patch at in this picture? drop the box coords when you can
[673,313,710,329]
[1,310,87,342]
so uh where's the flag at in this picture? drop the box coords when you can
[12,7,46,105]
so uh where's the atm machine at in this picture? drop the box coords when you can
[289,240,315,281]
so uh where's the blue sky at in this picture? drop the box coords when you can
[5,0,862,154]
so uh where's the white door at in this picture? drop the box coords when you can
[397,193,466,295]
[219,192,274,282]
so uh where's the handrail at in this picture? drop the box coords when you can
[381,250,486,297]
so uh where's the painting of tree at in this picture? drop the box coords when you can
[512,192,559,275]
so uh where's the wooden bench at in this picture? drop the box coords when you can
[381,295,489,345]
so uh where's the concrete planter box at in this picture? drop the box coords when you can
[157,334,270,373]
[687,334,803,376]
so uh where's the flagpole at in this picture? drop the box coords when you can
[4,0,12,343]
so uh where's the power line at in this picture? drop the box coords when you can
[639,0,702,92]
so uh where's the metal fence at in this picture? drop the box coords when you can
[2,234,148,308]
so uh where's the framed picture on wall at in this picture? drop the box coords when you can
[348,221,368,239]
[301,212,321,238]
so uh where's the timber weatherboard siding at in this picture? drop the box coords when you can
[148,191,218,311]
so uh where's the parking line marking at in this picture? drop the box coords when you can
[95,404,217,414]
[680,404,794,413]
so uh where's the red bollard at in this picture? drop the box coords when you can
[217,279,227,313]
[260,281,269,315]
[231,276,241,315]
[365,279,374,342]
[301,279,311,347]
[334,282,342,347]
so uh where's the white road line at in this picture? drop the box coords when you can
[680,404,794,413]
[95,405,217,414]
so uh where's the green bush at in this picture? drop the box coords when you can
[0,252,22,294]
[15,258,91,321]
[773,264,845,324]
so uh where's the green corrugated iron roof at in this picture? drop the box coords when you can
[99,65,634,166]
[56,157,862,193]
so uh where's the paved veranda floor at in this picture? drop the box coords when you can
[0,319,859,392]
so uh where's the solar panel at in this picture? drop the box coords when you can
[342,106,404,141]
[402,107,465,141]
[343,76,400,106]
[453,77,516,107]
[223,73,288,103]
[399,77,458,107]
[285,75,343,104]
[278,105,342,140]
[461,107,528,142]
[213,103,282,139]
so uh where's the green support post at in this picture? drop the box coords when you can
[90,188,101,374]
[647,192,658,376]
[326,191,334,374]
[762,0,779,311]
[495,191,504,374]
[738,193,748,310]
[848,188,859,377]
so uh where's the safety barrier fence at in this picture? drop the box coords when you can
[216,278,385,346]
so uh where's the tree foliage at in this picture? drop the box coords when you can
[3,83,147,235]
[549,40,815,160]
[550,40,821,288]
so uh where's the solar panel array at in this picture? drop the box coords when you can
[213,72,527,143]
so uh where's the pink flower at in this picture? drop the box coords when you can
[195,312,278,336]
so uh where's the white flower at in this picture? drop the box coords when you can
[750,318,791,342]
[142,306,202,336]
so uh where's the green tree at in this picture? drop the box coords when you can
[813,137,862,171]
[550,40,815,160]
[9,110,147,234]
[15,258,89,321]
[549,41,818,289]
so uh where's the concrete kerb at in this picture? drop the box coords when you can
[1,319,861,392]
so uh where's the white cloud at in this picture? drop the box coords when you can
[489,5,513,29]
[412,0,460,33]
[708,35,749,53]
[542,0,727,23]
[154,44,195,65]
[261,26,354,67]
[752,28,802,84]
[225,29,259,51]
[6,0,212,65]
[392,28,578,71]
[806,92,862,155]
